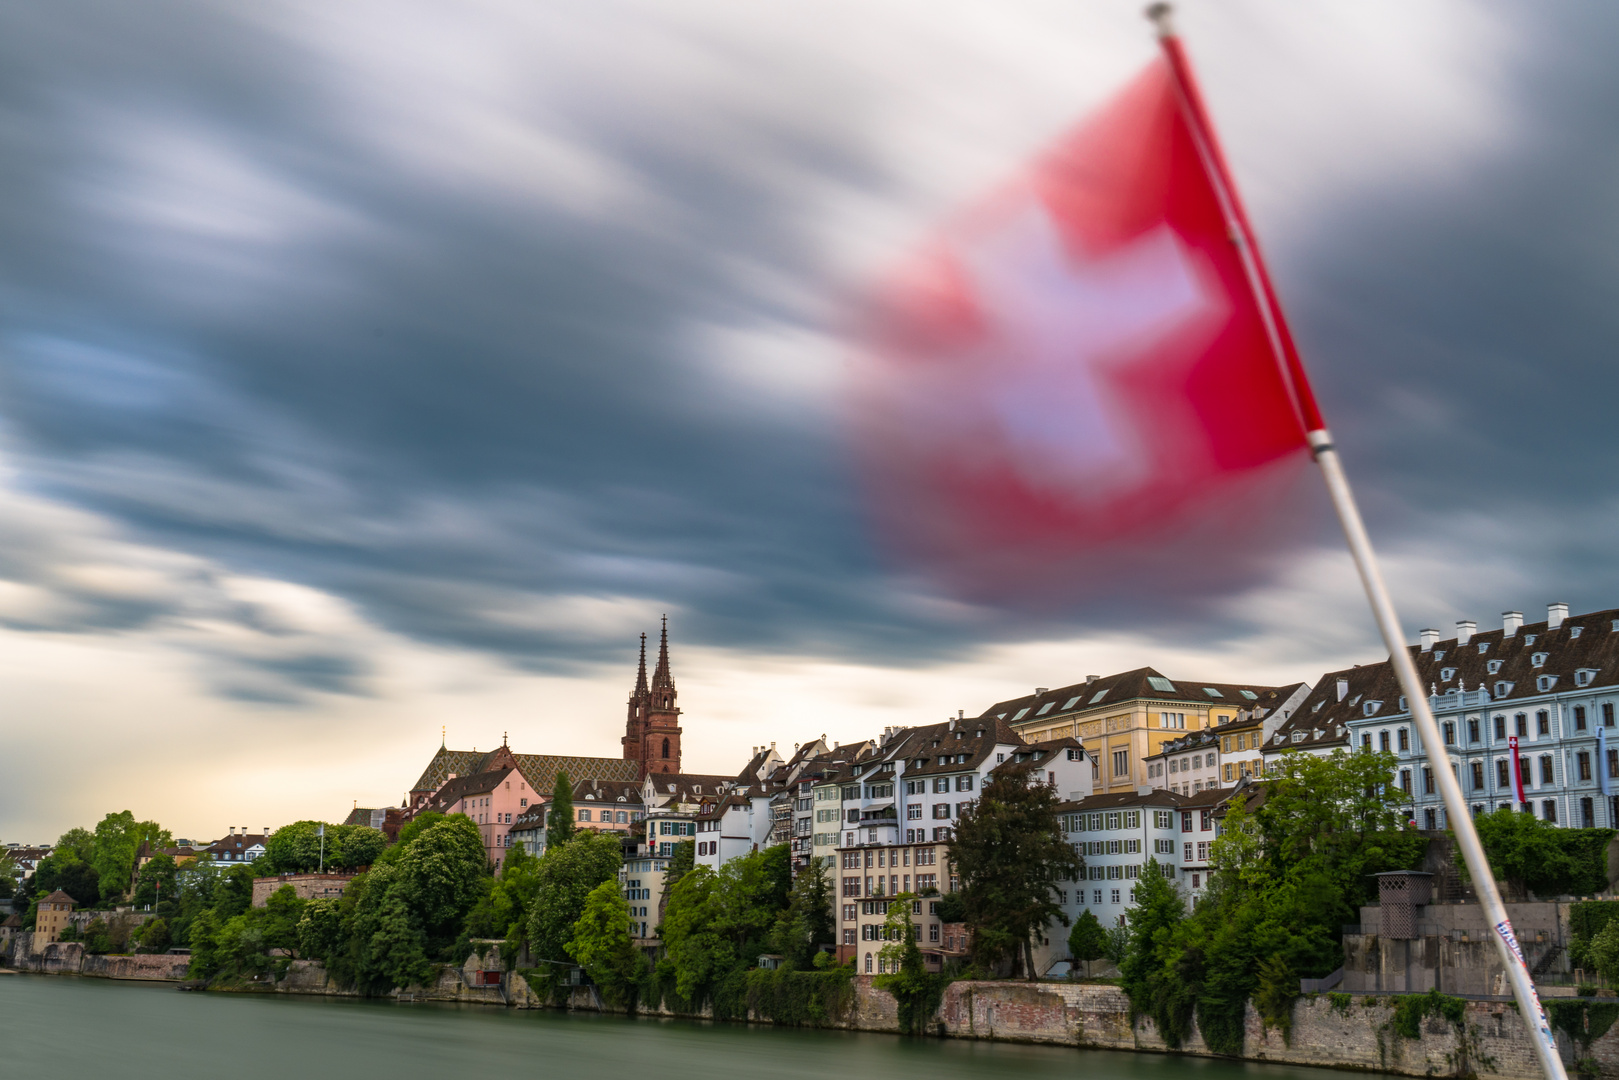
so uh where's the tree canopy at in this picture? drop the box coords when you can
[547,772,576,847]
[1463,808,1613,900]
[263,821,387,874]
[951,768,1083,978]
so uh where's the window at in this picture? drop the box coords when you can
[1487,659,1503,675]
[1538,710,1551,735]
[1423,767,1435,794]
[1443,721,1455,745]
[1200,811,1212,831]
[1471,762,1485,790]
[1494,715,1506,740]
[1379,730,1391,751]
[1575,705,1588,731]
[1224,763,1233,782]
[1468,718,1480,743]
[1577,669,1597,687]
[1423,808,1437,830]
[1148,677,1176,693]
[957,803,971,817]
[956,775,974,792]
[579,809,592,822]
[1365,701,1382,717]
[1112,750,1130,777]
[1398,728,1410,751]
[1543,800,1558,823]
[1400,769,1412,795]
[907,805,922,820]
[1181,812,1192,832]
[1110,888,1122,904]
[1532,652,1548,668]
[1497,759,1510,787]
[932,803,950,819]
[1579,752,1592,782]
[1610,749,1619,782]
[1158,711,1185,729]
[1155,838,1176,854]
[1361,734,1372,751]
[1540,755,1554,785]
[1583,797,1596,828]
[1607,703,1616,727]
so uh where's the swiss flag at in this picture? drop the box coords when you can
[850,58,1314,604]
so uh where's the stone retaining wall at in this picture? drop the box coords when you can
[4,934,1611,1080]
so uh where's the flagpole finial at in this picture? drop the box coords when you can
[1145,3,1176,37]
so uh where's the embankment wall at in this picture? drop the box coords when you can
[3,936,1610,1079]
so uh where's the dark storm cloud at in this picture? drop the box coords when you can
[0,0,1614,698]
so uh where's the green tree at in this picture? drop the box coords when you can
[1068,908,1107,963]
[214,864,259,920]
[0,852,19,899]
[951,769,1083,978]
[297,897,345,961]
[874,906,943,1033]
[390,815,489,952]
[656,844,792,1009]
[262,885,308,955]
[265,821,389,874]
[187,908,222,978]
[134,854,178,909]
[54,827,96,863]
[567,879,647,1007]
[32,854,100,908]
[138,917,172,954]
[1463,808,1613,900]
[1118,858,1192,1044]
[772,858,836,969]
[91,811,149,902]
[527,830,623,966]
[378,812,446,864]
[547,772,577,847]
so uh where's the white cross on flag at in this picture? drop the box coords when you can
[850,59,1315,602]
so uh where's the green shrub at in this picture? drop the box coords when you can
[744,966,855,1027]
[1389,990,1465,1040]
[1327,992,1352,1016]
[1571,901,1619,971]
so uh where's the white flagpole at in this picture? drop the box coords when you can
[1146,8,1569,1080]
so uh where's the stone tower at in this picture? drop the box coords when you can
[623,618,682,779]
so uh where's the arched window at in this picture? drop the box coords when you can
[662,738,671,759]
[864,953,872,973]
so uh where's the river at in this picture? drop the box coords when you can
[0,974,1378,1080]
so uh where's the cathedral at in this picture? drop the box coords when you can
[621,616,683,779]
[403,618,688,819]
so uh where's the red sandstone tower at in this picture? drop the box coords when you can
[623,617,682,780]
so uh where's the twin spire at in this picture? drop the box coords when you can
[632,616,674,697]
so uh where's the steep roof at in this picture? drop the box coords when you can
[1058,789,1187,812]
[421,766,517,814]
[574,777,645,806]
[978,666,1283,728]
[40,890,78,906]
[990,737,1086,778]
[410,745,638,798]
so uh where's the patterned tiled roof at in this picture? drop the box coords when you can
[410,746,639,799]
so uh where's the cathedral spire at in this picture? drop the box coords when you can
[635,632,649,696]
[652,614,674,690]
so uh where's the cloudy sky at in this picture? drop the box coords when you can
[3,0,1615,843]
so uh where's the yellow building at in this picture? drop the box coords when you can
[33,889,77,946]
[981,668,1301,794]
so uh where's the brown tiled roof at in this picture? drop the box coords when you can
[1144,728,1219,761]
[40,890,77,906]
[979,667,1284,727]
[647,773,736,800]
[1058,789,1187,812]
[422,766,517,814]
[202,834,268,856]
[2,913,22,928]
[574,778,645,806]
[990,736,1086,777]
[411,746,638,798]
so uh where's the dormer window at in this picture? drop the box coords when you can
[1572,627,1584,639]
[1477,642,1489,653]
[1441,668,1457,682]
[1291,732,1305,743]
[1495,681,1515,698]
[1312,701,1325,713]
[1487,660,1503,675]
[975,729,984,738]
[1532,652,1548,668]
[1536,675,1557,693]
[1349,695,1362,707]
[1363,701,1382,717]
[1576,669,1598,688]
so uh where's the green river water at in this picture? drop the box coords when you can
[0,974,1373,1080]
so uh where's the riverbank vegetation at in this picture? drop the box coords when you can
[1119,750,1426,1055]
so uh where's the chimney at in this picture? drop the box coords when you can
[957,709,964,720]
[1549,602,1569,630]
[228,826,234,836]
[1456,620,1476,646]
[1502,611,1523,637]
[1036,687,1049,695]
[1086,674,1099,685]
[1419,628,1439,652]
[1336,678,1349,702]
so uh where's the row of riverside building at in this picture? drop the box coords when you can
[363,602,1619,980]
